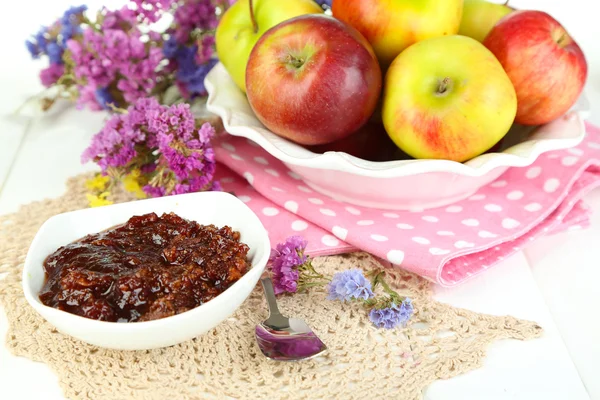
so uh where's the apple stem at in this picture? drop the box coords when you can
[437,77,450,94]
[248,0,258,33]
[503,0,509,6]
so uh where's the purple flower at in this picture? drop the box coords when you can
[39,64,65,87]
[368,299,414,329]
[130,0,175,23]
[172,0,218,43]
[327,269,374,302]
[67,17,165,109]
[269,236,308,295]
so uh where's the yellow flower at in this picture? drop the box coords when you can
[85,174,110,191]
[122,170,147,199]
[86,192,114,208]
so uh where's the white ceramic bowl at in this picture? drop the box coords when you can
[205,63,589,210]
[22,191,271,350]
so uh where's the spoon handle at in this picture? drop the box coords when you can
[260,277,283,317]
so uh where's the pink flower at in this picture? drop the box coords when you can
[39,64,64,87]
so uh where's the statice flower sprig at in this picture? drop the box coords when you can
[81,96,219,203]
[268,236,414,329]
[24,0,232,112]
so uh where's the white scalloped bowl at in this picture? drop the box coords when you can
[205,63,588,210]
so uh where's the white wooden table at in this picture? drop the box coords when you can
[1,1,599,399]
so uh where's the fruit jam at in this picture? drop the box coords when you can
[39,212,251,322]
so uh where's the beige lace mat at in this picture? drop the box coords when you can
[0,174,543,400]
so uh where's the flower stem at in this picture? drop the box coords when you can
[248,0,258,33]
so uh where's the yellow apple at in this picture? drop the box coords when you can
[215,0,323,93]
[459,0,513,42]
[381,35,517,162]
[332,0,464,68]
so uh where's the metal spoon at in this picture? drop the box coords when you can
[255,277,327,361]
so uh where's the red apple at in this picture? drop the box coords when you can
[484,10,587,126]
[245,14,382,146]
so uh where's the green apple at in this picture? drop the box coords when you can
[459,0,513,42]
[381,35,517,162]
[215,0,323,93]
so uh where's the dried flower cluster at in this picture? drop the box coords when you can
[269,237,414,329]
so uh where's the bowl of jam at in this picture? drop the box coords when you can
[22,191,271,350]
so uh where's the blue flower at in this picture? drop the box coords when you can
[95,87,114,109]
[327,269,374,302]
[162,36,179,59]
[46,42,64,64]
[368,298,414,329]
[25,40,41,59]
[314,0,332,7]
[174,44,217,96]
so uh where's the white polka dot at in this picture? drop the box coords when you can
[262,207,279,216]
[386,250,405,265]
[490,180,507,188]
[297,185,312,193]
[371,234,388,242]
[524,202,542,212]
[271,186,285,192]
[561,156,579,166]
[291,220,308,231]
[357,220,374,226]
[543,178,560,193]
[383,212,399,218]
[332,226,348,240]
[437,231,455,236]
[429,248,451,255]
[221,177,235,183]
[345,206,361,215]
[484,204,502,212]
[308,198,324,205]
[445,205,463,213]
[454,240,474,249]
[468,194,486,201]
[422,215,439,222]
[320,208,336,217]
[526,166,542,179]
[461,218,479,227]
[238,195,251,203]
[230,153,244,161]
[221,142,235,152]
[321,235,339,247]
[284,201,298,213]
[567,148,583,156]
[243,172,254,185]
[265,169,280,177]
[288,171,302,180]
[588,142,600,150]
[412,237,430,245]
[478,230,498,238]
[507,190,524,200]
[396,223,414,230]
[254,156,268,165]
[501,218,520,229]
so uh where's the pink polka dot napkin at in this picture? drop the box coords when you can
[214,122,600,287]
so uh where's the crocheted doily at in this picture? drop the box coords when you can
[0,174,542,400]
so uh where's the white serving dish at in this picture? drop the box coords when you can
[22,191,271,350]
[205,62,589,210]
